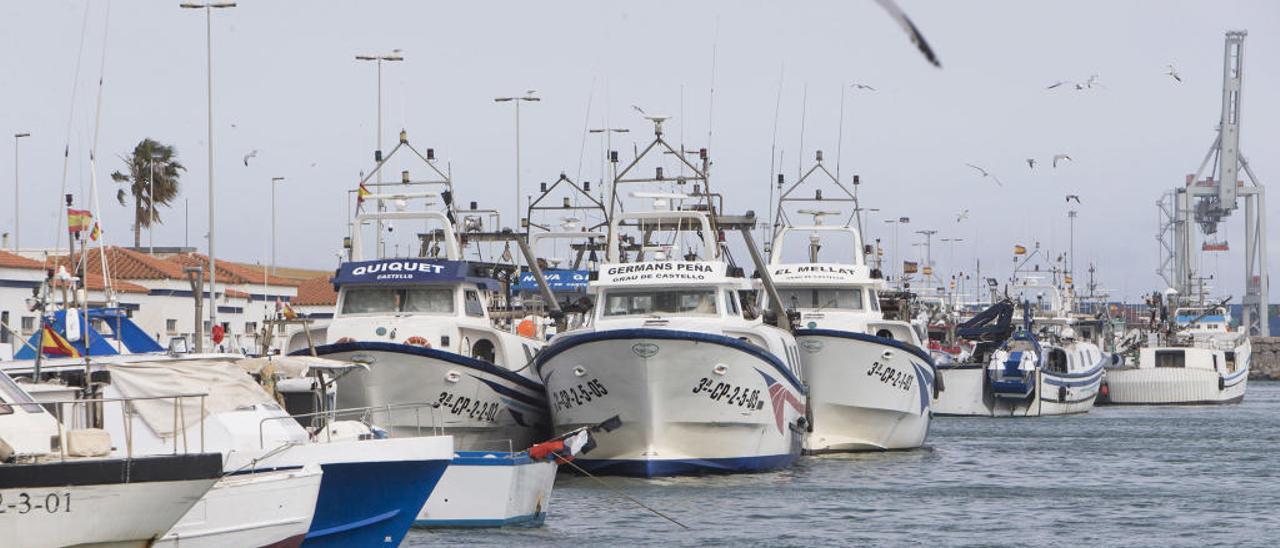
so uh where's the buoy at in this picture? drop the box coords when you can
[406,336,431,348]
[517,318,537,338]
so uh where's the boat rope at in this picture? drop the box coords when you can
[222,441,298,477]
[553,454,689,530]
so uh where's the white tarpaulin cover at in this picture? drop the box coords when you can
[107,359,276,438]
[236,355,359,379]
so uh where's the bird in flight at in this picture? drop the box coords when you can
[1066,195,1081,204]
[965,163,1002,186]
[1052,154,1072,168]
[956,209,970,223]
[1047,74,1103,91]
[1026,158,1037,170]
[243,149,259,167]
[850,82,877,91]
[874,0,941,68]
[1165,64,1182,83]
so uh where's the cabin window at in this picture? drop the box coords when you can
[603,289,717,317]
[1045,349,1068,373]
[724,290,740,317]
[342,288,400,314]
[869,290,881,312]
[464,290,485,317]
[1154,350,1186,368]
[777,287,864,310]
[401,288,455,314]
[343,287,456,314]
[0,311,8,344]
[20,316,35,336]
[166,319,178,335]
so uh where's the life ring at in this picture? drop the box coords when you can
[406,336,431,348]
[516,318,537,338]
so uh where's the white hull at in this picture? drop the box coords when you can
[1,477,217,548]
[795,332,933,451]
[316,345,549,450]
[538,332,805,475]
[416,453,557,527]
[934,365,1102,417]
[156,464,322,548]
[1103,366,1248,405]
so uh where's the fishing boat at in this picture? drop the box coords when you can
[535,117,807,476]
[1100,301,1250,405]
[0,371,223,548]
[764,156,934,452]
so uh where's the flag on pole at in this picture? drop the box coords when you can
[282,302,299,320]
[356,183,372,210]
[67,208,93,234]
[1014,244,1027,255]
[41,324,80,357]
[90,221,102,241]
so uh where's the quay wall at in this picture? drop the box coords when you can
[1251,337,1280,380]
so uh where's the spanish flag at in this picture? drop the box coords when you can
[67,208,93,234]
[90,222,102,242]
[282,302,299,320]
[356,183,372,209]
[1014,244,1027,255]
[41,324,80,357]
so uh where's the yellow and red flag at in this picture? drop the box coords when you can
[1014,244,1027,255]
[41,324,80,357]
[356,183,372,209]
[90,222,102,241]
[67,208,93,234]
[283,302,299,320]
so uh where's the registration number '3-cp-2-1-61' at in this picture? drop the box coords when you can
[0,491,71,515]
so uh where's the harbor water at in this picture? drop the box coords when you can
[410,381,1280,546]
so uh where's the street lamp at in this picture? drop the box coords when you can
[181,0,236,333]
[495,91,541,227]
[884,216,909,288]
[588,126,628,203]
[270,177,285,275]
[13,132,30,251]
[355,50,403,256]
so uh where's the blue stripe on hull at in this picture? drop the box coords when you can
[572,453,799,478]
[302,459,449,548]
[415,512,546,528]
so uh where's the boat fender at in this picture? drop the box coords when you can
[1218,376,1225,391]
[1099,382,1109,401]
[1058,385,1067,403]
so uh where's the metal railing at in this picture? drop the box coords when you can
[257,402,443,449]
[43,392,209,461]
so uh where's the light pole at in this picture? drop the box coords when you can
[495,91,541,227]
[588,126,629,187]
[916,229,938,287]
[355,50,403,256]
[270,177,284,275]
[1067,210,1077,278]
[181,1,236,334]
[884,216,909,289]
[13,132,29,251]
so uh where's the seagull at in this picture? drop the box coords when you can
[956,209,970,223]
[1026,158,1037,170]
[850,82,877,91]
[631,105,647,116]
[965,163,1003,186]
[1052,154,1072,168]
[1046,81,1071,90]
[1165,64,1182,83]
[242,149,259,167]
[1066,194,1081,204]
[874,0,941,68]
[1083,74,1103,89]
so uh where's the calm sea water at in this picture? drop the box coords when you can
[407,381,1280,547]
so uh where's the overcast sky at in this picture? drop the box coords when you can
[1,0,1277,302]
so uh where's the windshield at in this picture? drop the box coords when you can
[603,289,718,317]
[779,287,864,311]
[341,287,455,315]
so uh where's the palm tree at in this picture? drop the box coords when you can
[111,139,184,248]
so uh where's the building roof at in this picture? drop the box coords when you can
[293,276,337,307]
[225,288,251,299]
[166,253,301,288]
[51,272,149,294]
[0,250,46,270]
[66,246,189,280]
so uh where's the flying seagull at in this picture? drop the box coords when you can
[851,82,877,91]
[631,105,647,116]
[1026,158,1037,170]
[965,163,1003,186]
[1066,194,1081,204]
[242,149,259,167]
[1046,81,1070,90]
[1052,154,1072,168]
[956,209,970,223]
[874,0,941,68]
[1083,74,1102,89]
[1165,64,1182,83]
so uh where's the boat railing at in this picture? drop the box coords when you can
[257,401,443,448]
[43,392,209,461]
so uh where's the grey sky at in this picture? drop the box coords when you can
[2,1,1277,302]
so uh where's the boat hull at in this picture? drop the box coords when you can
[793,330,933,452]
[933,363,1103,417]
[156,464,323,548]
[415,451,557,527]
[1101,366,1248,405]
[308,341,550,450]
[536,329,806,477]
[0,454,223,548]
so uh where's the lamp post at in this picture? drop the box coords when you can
[355,50,403,256]
[270,177,285,275]
[180,1,236,334]
[13,132,29,251]
[884,216,909,289]
[495,91,541,227]
[588,126,629,188]
[916,229,938,288]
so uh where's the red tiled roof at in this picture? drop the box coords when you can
[0,250,45,270]
[166,253,301,287]
[293,276,337,306]
[57,247,189,280]
[225,288,251,299]
[52,273,148,294]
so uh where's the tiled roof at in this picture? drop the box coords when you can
[52,273,148,294]
[60,247,189,280]
[166,253,301,287]
[0,250,46,270]
[293,276,337,306]
[225,288,251,299]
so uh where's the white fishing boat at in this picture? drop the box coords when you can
[0,371,223,548]
[1101,303,1250,405]
[535,117,807,476]
[764,161,934,452]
